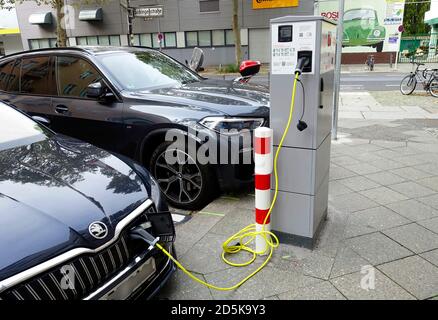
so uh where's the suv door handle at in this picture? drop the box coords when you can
[55,104,69,114]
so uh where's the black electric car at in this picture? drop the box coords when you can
[0,101,175,300]
[0,46,270,209]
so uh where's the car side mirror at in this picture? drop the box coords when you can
[86,81,105,99]
[87,81,116,102]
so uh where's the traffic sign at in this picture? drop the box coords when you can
[135,6,164,18]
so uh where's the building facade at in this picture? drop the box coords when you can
[13,0,315,65]
[0,7,24,56]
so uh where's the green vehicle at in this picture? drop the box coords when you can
[343,8,386,52]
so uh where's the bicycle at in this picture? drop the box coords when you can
[400,62,438,97]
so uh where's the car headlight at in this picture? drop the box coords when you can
[199,116,264,134]
[373,29,381,37]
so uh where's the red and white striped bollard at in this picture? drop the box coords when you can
[254,127,273,255]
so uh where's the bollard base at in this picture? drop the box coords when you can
[272,208,327,249]
[255,223,270,256]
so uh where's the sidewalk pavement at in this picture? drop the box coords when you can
[160,91,438,300]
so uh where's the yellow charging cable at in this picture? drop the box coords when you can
[156,72,301,291]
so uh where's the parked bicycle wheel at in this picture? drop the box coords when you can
[400,75,417,95]
[430,78,438,98]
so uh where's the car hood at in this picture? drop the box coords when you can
[0,135,150,281]
[123,78,270,119]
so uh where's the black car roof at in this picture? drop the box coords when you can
[0,46,154,61]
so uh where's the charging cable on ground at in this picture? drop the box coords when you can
[131,69,303,291]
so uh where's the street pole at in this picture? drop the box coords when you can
[332,0,344,140]
[126,0,134,47]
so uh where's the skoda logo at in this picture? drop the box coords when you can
[89,221,108,240]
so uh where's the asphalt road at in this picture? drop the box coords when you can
[207,72,408,91]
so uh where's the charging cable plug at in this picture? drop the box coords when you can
[130,227,160,250]
[295,57,309,75]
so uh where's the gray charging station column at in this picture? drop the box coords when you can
[270,16,337,248]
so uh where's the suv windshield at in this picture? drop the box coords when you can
[0,103,50,151]
[344,9,376,21]
[97,50,202,91]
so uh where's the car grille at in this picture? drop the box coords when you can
[0,206,157,300]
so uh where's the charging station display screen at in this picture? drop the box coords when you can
[278,25,293,42]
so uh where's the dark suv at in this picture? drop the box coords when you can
[0,46,269,209]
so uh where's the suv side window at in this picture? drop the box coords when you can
[20,56,53,95]
[0,59,20,92]
[56,56,102,98]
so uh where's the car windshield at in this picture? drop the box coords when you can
[344,9,376,21]
[97,50,202,91]
[0,103,49,151]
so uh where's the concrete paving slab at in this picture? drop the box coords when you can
[174,213,223,256]
[417,217,438,234]
[158,270,213,300]
[278,281,345,300]
[330,246,370,279]
[421,249,438,267]
[383,223,438,254]
[388,181,436,198]
[178,233,248,274]
[331,155,362,166]
[329,193,379,213]
[418,194,438,210]
[331,269,415,300]
[208,208,254,237]
[359,187,408,205]
[344,232,413,265]
[338,176,381,192]
[328,181,355,197]
[365,172,407,186]
[378,256,438,300]
[329,164,357,180]
[344,206,410,238]
[390,167,434,181]
[386,199,438,221]
[416,176,438,192]
[204,266,320,300]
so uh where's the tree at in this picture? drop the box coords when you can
[232,0,242,67]
[0,0,105,47]
[402,0,431,36]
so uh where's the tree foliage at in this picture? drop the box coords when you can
[402,0,431,36]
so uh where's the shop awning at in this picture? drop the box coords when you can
[79,8,103,21]
[0,28,20,35]
[28,12,52,25]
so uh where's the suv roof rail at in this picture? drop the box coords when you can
[0,47,91,60]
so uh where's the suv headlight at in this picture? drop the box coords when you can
[199,116,264,135]
[373,29,381,37]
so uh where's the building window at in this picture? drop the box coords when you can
[28,38,57,50]
[225,29,235,46]
[200,0,219,13]
[133,33,176,48]
[212,30,225,46]
[198,31,211,47]
[185,31,198,47]
[164,32,177,48]
[76,35,121,46]
[185,30,234,47]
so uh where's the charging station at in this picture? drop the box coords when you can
[270,16,337,248]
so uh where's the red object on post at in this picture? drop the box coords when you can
[239,60,261,77]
